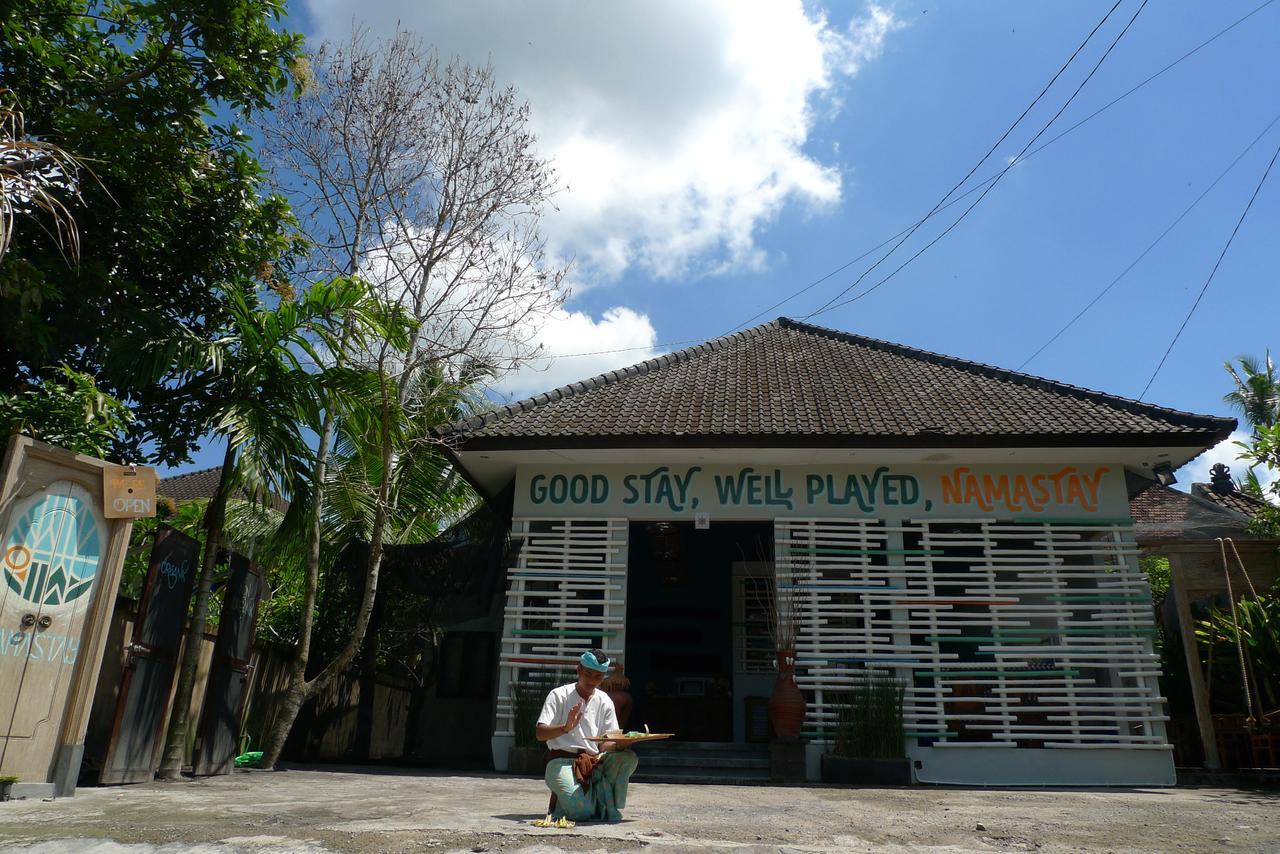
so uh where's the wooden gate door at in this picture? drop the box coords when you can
[99,525,200,783]
[192,553,262,776]
[0,481,110,781]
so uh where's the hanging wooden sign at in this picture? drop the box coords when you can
[103,465,158,519]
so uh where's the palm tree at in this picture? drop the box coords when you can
[1224,352,1280,435]
[151,277,388,779]
[254,357,484,768]
[0,89,83,264]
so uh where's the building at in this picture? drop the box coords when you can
[158,466,290,513]
[440,318,1235,785]
[1126,463,1280,771]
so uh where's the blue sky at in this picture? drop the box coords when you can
[168,1,1279,489]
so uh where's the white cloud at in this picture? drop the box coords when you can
[1177,431,1279,498]
[302,0,903,283]
[494,306,661,398]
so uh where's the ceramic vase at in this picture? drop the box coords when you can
[767,650,806,739]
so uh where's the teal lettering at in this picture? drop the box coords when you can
[530,474,548,504]
[714,470,749,504]
[765,469,794,509]
[674,467,701,511]
[623,475,639,504]
[590,475,609,503]
[654,477,676,511]
[859,467,887,501]
[825,475,850,506]
[638,467,670,505]
[897,475,920,505]
[806,474,823,505]
[849,476,873,513]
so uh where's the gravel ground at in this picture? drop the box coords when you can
[0,765,1276,853]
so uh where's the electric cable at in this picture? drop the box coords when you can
[1018,109,1280,371]
[730,0,1276,333]
[521,0,1278,363]
[802,0,1132,319]
[805,0,1151,320]
[1138,139,1280,400]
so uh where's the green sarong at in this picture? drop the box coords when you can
[546,750,639,823]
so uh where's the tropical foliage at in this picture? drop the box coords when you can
[155,275,400,777]
[0,0,302,465]
[832,670,906,759]
[0,364,133,459]
[3,5,556,777]
[1195,589,1280,719]
[1224,352,1280,433]
[0,89,83,266]
[1222,351,1280,536]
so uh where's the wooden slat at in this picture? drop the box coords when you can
[779,517,1168,752]
[493,517,629,737]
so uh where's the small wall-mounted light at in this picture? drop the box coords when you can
[1153,462,1176,486]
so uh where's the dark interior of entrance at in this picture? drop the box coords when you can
[625,521,772,742]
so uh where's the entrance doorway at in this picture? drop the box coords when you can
[624,521,772,743]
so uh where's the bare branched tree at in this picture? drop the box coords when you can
[0,89,83,265]
[252,27,568,767]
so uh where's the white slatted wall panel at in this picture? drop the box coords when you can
[493,517,628,737]
[777,517,1167,751]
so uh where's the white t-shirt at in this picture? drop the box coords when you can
[537,682,618,754]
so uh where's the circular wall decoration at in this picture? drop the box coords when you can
[2,482,104,607]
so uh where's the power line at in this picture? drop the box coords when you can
[803,0,1131,320]
[1138,140,1280,401]
[732,0,1275,332]
[805,0,1151,320]
[1019,109,1280,371]
[525,0,1277,363]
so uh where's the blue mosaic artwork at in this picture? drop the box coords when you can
[3,485,103,607]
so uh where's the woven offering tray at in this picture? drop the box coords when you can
[586,730,674,748]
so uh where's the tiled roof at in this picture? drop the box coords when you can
[445,318,1235,449]
[1127,472,1249,540]
[1191,483,1272,519]
[159,466,289,514]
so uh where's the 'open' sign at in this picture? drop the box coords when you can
[103,465,158,519]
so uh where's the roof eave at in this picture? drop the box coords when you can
[449,427,1234,453]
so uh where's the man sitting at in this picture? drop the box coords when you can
[536,649,639,822]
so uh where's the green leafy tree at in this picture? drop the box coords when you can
[0,0,302,465]
[1224,351,1280,434]
[0,88,84,265]
[250,28,566,769]
[1235,423,1280,538]
[0,364,133,459]
[1223,352,1280,536]
[153,277,389,779]
[1195,589,1280,718]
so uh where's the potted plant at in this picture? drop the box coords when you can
[760,567,805,739]
[508,671,562,775]
[0,775,17,802]
[751,561,809,782]
[822,669,911,785]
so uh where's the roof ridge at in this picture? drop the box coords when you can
[1129,472,1252,522]
[159,464,224,482]
[442,320,784,435]
[777,317,1232,429]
